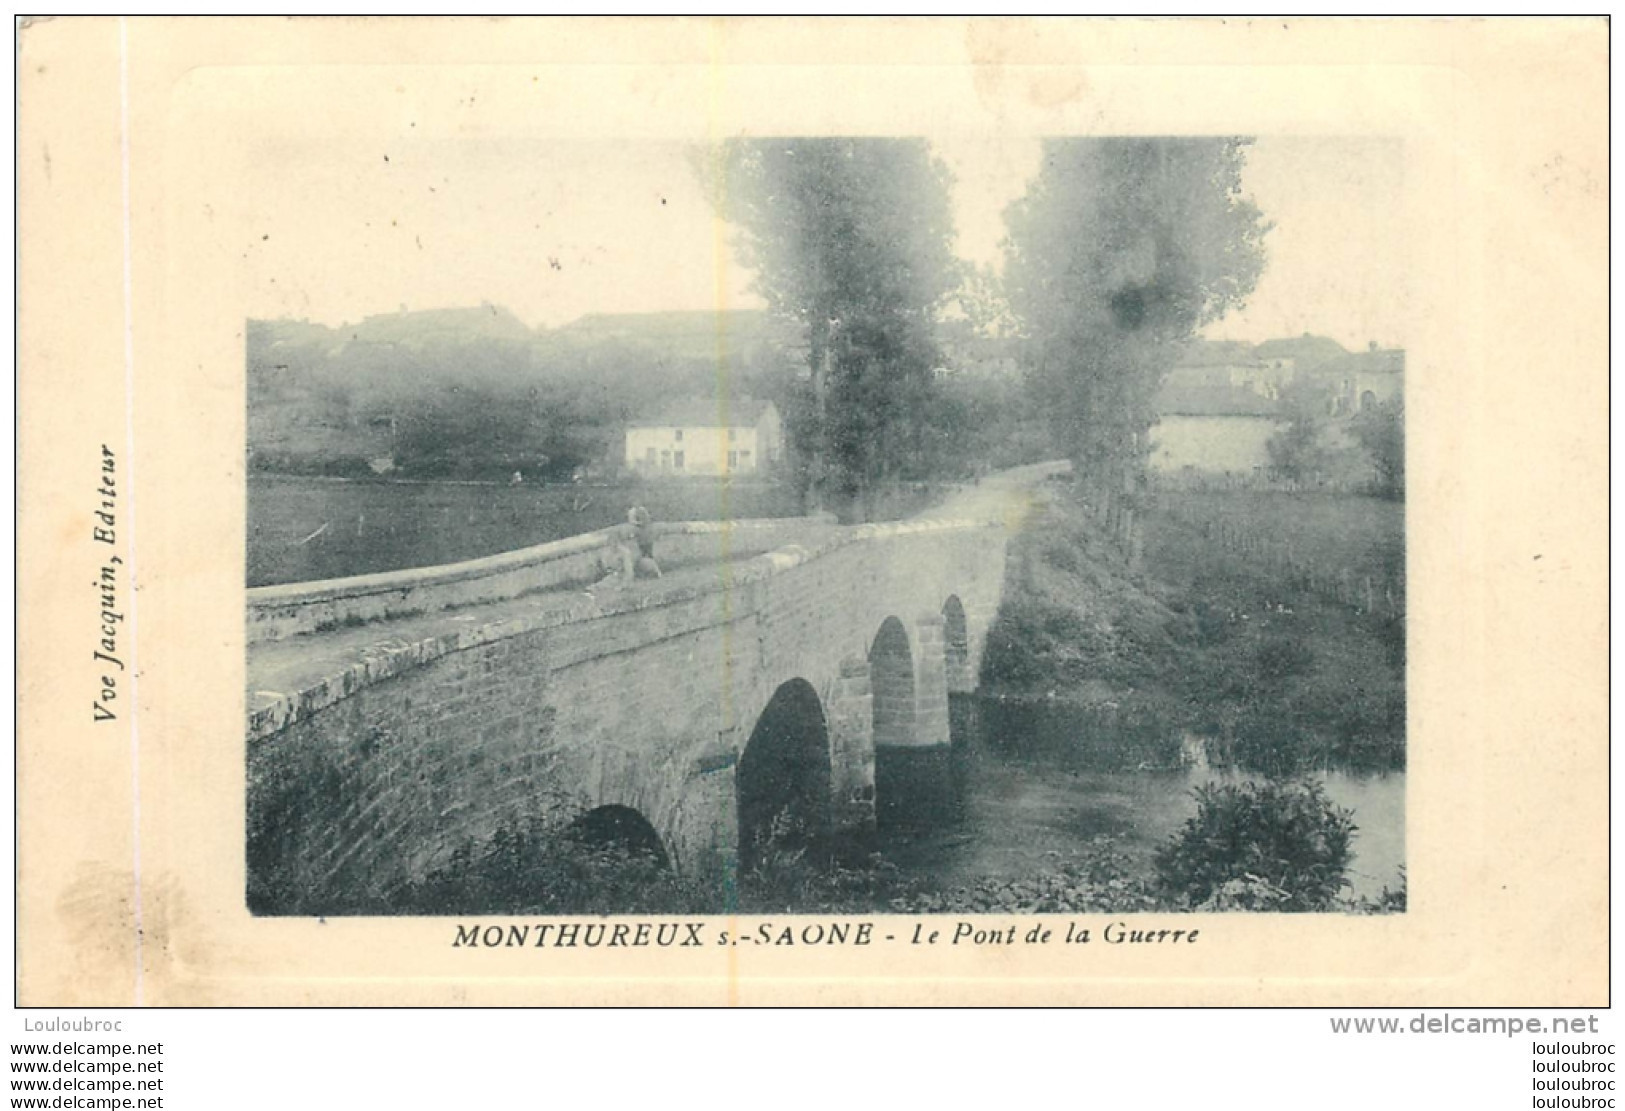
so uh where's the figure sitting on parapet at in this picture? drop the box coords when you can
[588,506,663,593]
[628,506,662,579]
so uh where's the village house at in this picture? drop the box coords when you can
[625,399,784,477]
[1251,333,1349,383]
[1149,340,1282,476]
[1148,366,1282,477]
[1177,338,1290,398]
[1313,343,1406,416]
[1149,336,1403,477]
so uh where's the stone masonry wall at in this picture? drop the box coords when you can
[247,516,833,644]
[247,518,1010,913]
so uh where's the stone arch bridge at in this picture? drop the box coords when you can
[246,465,1060,913]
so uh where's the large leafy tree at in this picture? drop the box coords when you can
[1003,138,1270,490]
[705,139,960,519]
[1352,398,1405,499]
[1266,379,1336,483]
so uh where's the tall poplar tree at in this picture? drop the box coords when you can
[1003,138,1270,491]
[705,138,959,520]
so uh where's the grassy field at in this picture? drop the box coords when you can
[247,476,804,587]
[1153,488,1405,597]
[247,474,954,587]
[1139,493,1407,773]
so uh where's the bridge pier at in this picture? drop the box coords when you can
[871,612,958,830]
[825,655,878,845]
[942,595,979,810]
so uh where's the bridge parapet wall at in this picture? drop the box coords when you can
[246,515,836,645]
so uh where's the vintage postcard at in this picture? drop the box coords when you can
[17,17,1607,1005]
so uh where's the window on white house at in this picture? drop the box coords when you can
[674,429,683,442]
[674,451,685,470]
[728,450,738,469]
[729,428,737,441]
[646,447,657,464]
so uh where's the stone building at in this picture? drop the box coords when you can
[625,399,784,477]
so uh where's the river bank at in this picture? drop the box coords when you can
[980,481,1405,777]
[894,478,1406,913]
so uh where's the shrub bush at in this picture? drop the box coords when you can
[393,816,706,915]
[1344,866,1407,915]
[1154,778,1356,911]
[1222,712,1327,778]
[1255,634,1316,682]
[1329,686,1407,772]
[1189,599,1238,648]
[1373,610,1407,670]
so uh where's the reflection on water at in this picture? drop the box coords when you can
[1315,768,1406,900]
[881,748,1406,903]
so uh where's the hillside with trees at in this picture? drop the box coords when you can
[246,307,797,480]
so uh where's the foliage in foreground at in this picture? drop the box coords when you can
[390,815,706,916]
[1345,866,1407,915]
[887,837,1164,914]
[295,782,1394,916]
[1154,778,1356,912]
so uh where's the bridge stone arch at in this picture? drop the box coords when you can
[870,617,917,751]
[737,678,833,874]
[823,654,878,851]
[566,805,671,869]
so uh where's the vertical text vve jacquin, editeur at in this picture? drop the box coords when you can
[92,443,124,722]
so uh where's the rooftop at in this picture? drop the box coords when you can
[1252,333,1350,369]
[1154,371,1280,418]
[1175,339,1263,369]
[1313,348,1407,378]
[627,398,778,429]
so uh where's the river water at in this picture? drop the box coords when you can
[879,743,1406,904]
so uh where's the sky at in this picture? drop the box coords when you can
[245,135,1407,351]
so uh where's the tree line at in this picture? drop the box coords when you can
[708,137,1273,519]
[247,313,784,481]
[247,312,1042,492]
[254,138,1364,508]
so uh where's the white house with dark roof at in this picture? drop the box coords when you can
[1149,367,1281,475]
[625,399,783,477]
[1150,336,1405,476]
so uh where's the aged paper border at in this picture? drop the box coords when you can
[17,16,1608,1006]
